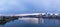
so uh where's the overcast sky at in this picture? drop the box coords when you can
[0,0,60,15]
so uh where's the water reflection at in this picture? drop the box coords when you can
[18,18,38,23]
[0,18,60,27]
[18,18,60,24]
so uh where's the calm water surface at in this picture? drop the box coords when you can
[0,18,60,27]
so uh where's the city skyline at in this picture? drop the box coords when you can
[0,13,59,16]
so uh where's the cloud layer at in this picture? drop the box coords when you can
[0,0,60,15]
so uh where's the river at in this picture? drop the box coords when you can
[0,18,60,27]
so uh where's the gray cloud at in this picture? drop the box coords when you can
[0,0,60,15]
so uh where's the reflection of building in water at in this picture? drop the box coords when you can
[18,18,45,24]
[18,18,38,23]
[39,18,44,24]
[18,18,60,24]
